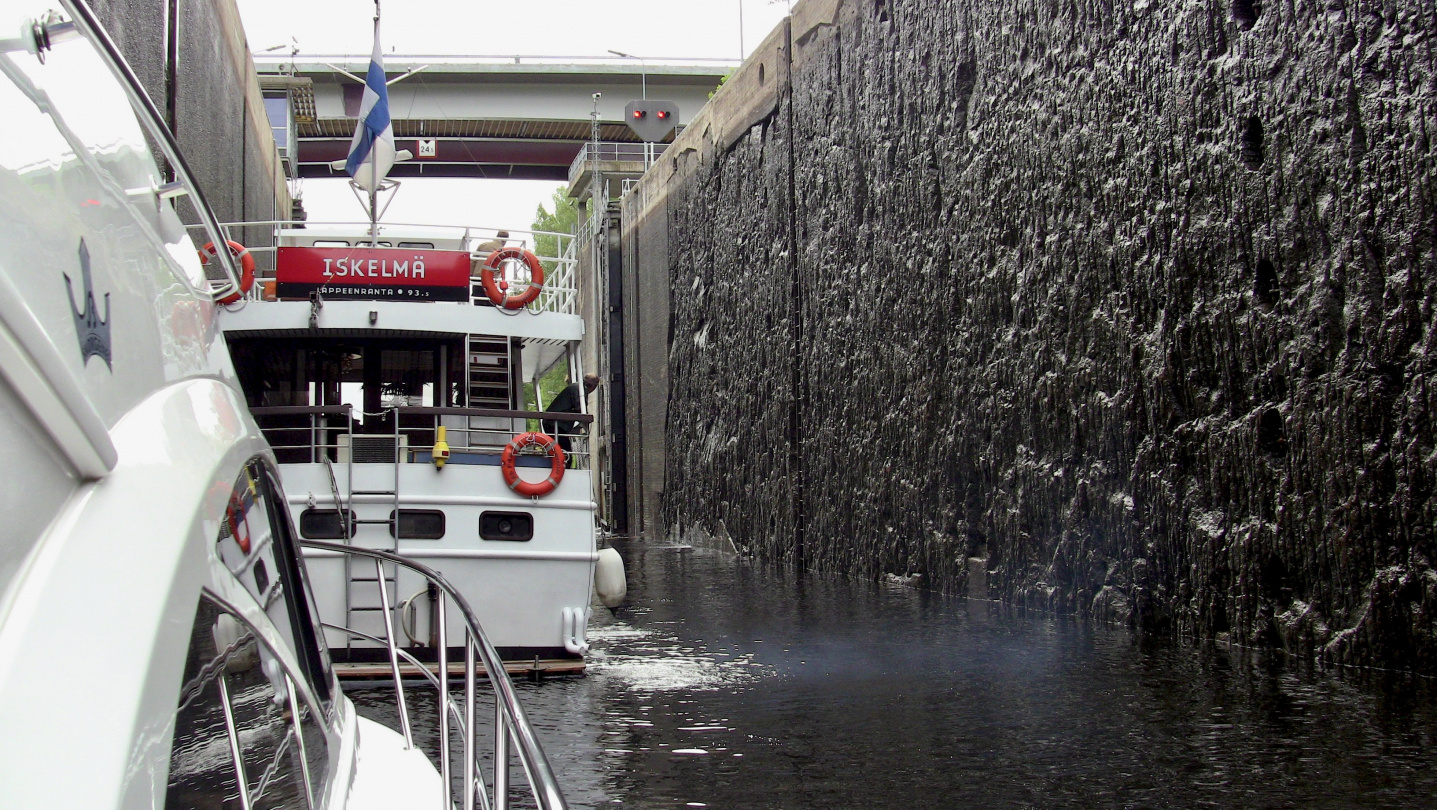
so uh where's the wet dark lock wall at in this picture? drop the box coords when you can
[621,0,1437,672]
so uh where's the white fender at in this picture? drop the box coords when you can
[561,606,590,655]
[595,547,627,608]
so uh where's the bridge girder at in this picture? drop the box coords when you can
[259,58,729,181]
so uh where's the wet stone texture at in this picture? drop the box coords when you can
[642,0,1437,672]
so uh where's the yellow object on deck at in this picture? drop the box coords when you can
[432,426,450,469]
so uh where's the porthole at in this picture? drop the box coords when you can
[480,511,533,542]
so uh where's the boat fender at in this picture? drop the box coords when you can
[561,606,590,655]
[501,431,565,497]
[595,547,627,608]
[480,247,544,309]
[199,240,256,304]
[397,589,429,645]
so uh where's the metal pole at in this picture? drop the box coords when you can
[287,676,317,808]
[437,596,452,808]
[216,676,254,810]
[369,7,380,239]
[464,637,477,810]
[494,699,510,810]
[738,0,744,59]
[375,555,414,746]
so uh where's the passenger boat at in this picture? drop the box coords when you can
[0,4,567,808]
[213,218,605,669]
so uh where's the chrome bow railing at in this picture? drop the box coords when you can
[302,541,567,810]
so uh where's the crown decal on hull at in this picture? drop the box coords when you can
[64,239,111,370]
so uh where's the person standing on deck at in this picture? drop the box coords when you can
[543,373,599,459]
[474,230,510,257]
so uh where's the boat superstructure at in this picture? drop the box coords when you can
[212,218,601,666]
[0,4,569,808]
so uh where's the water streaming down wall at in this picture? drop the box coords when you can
[620,0,1437,672]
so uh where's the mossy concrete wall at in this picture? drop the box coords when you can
[622,0,1437,671]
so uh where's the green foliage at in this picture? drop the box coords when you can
[523,358,573,430]
[531,186,578,271]
[708,69,734,100]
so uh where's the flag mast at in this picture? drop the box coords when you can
[345,0,395,239]
[369,0,380,239]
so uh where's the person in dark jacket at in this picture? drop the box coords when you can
[543,373,599,457]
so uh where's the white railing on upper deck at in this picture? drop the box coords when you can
[189,220,579,317]
[566,141,669,188]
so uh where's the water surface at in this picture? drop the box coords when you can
[354,540,1437,809]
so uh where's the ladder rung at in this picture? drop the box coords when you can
[347,606,391,612]
[348,577,394,583]
[351,490,396,496]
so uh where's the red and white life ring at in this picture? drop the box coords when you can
[480,247,544,310]
[200,240,256,304]
[500,431,565,497]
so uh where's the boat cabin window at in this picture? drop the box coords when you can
[311,240,349,247]
[165,595,329,810]
[217,459,336,707]
[389,509,446,539]
[397,241,434,249]
[298,508,357,540]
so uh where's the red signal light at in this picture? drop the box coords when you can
[656,110,669,120]
[633,109,646,119]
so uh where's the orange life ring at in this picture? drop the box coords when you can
[480,247,544,310]
[500,431,565,497]
[225,491,252,554]
[200,240,256,304]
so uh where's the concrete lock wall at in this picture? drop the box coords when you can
[621,0,1437,672]
[93,0,288,266]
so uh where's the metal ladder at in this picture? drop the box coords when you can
[467,334,512,409]
[332,426,403,646]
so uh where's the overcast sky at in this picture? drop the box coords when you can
[236,0,792,230]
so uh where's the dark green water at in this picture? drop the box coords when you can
[354,539,1437,809]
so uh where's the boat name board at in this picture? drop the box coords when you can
[276,246,470,301]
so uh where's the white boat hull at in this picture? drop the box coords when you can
[281,460,597,657]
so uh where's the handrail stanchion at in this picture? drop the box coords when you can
[375,554,414,747]
[464,635,477,810]
[494,698,510,810]
[436,595,452,808]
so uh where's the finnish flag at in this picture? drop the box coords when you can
[345,22,395,189]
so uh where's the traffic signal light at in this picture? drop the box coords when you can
[623,100,679,142]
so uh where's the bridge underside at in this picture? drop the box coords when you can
[267,61,723,182]
[296,120,653,181]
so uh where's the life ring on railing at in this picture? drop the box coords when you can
[500,431,565,497]
[200,240,256,304]
[480,247,544,310]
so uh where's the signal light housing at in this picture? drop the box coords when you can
[622,99,680,142]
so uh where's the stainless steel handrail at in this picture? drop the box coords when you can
[249,405,594,468]
[59,0,243,302]
[302,541,567,810]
